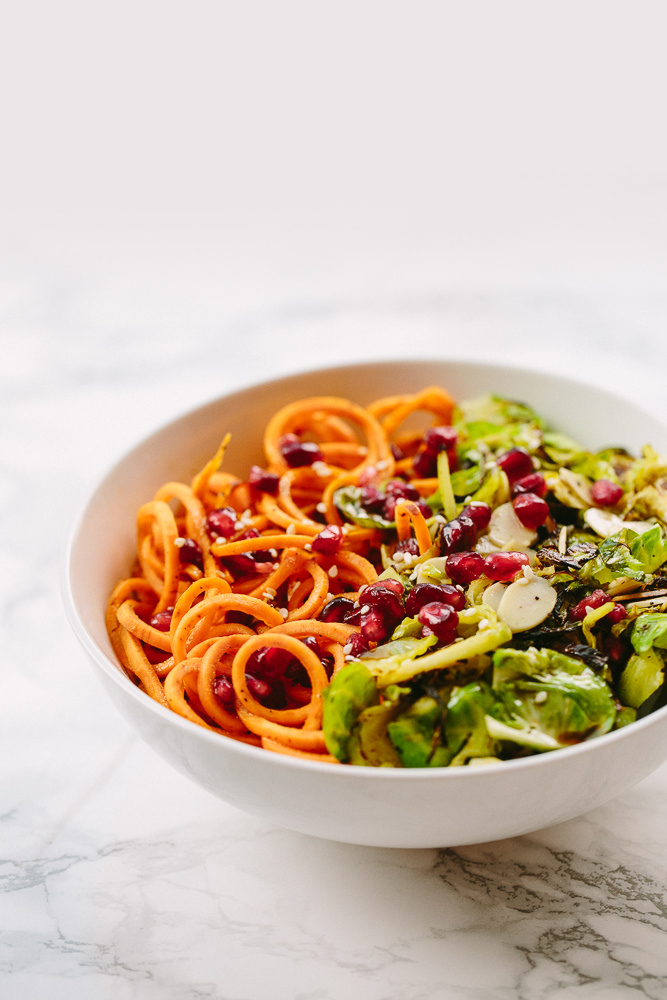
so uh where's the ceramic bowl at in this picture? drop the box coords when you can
[63,359,667,848]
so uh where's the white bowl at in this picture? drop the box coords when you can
[63,360,667,848]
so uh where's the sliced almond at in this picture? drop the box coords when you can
[584,508,656,538]
[488,502,537,551]
[496,573,557,632]
[482,581,508,612]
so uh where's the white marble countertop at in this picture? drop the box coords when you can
[3,5,667,996]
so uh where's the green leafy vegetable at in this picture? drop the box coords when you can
[322,661,379,762]
[388,695,447,767]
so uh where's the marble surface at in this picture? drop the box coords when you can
[4,4,667,995]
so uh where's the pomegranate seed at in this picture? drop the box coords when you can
[460,502,491,530]
[150,610,173,631]
[221,553,258,576]
[359,605,392,644]
[570,589,625,621]
[247,645,293,679]
[440,513,477,555]
[497,448,534,483]
[248,465,280,495]
[405,582,465,617]
[413,448,437,478]
[143,645,171,664]
[344,631,371,658]
[178,538,203,570]
[359,484,385,511]
[362,578,405,598]
[318,596,357,623]
[484,551,529,581]
[300,635,322,658]
[513,492,549,529]
[383,481,421,520]
[446,551,486,585]
[213,674,235,705]
[358,584,404,623]
[393,538,420,559]
[599,634,627,666]
[418,602,459,643]
[246,673,286,709]
[206,506,238,538]
[385,480,420,500]
[591,479,623,507]
[511,472,547,499]
[279,434,323,468]
[424,426,458,452]
[311,524,343,556]
[390,442,406,461]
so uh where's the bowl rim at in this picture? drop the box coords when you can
[63,356,667,781]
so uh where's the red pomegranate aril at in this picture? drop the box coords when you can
[460,502,491,530]
[513,492,549,529]
[394,538,420,559]
[358,584,404,622]
[213,674,235,705]
[570,588,618,621]
[511,472,547,499]
[607,603,628,624]
[383,481,421,520]
[424,426,458,452]
[344,631,371,658]
[248,465,280,495]
[360,484,385,511]
[245,673,287,709]
[591,479,623,507]
[440,514,477,555]
[206,506,238,538]
[497,447,534,483]
[143,645,171,664]
[279,434,323,468]
[248,645,293,679]
[362,578,405,598]
[385,480,420,500]
[150,610,173,631]
[599,634,627,666]
[405,582,465,617]
[446,551,485,585]
[318,596,357,623]
[300,635,322,658]
[413,447,438,478]
[177,538,203,570]
[484,551,529,582]
[418,602,459,643]
[311,524,343,556]
[359,605,392,644]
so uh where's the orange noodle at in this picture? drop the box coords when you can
[106,387,455,761]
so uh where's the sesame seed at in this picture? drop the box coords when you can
[316,502,327,513]
[286,523,296,535]
[305,543,312,551]
[174,537,186,547]
[279,608,289,619]
[328,565,338,578]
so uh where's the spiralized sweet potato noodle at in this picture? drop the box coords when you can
[106,386,454,761]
